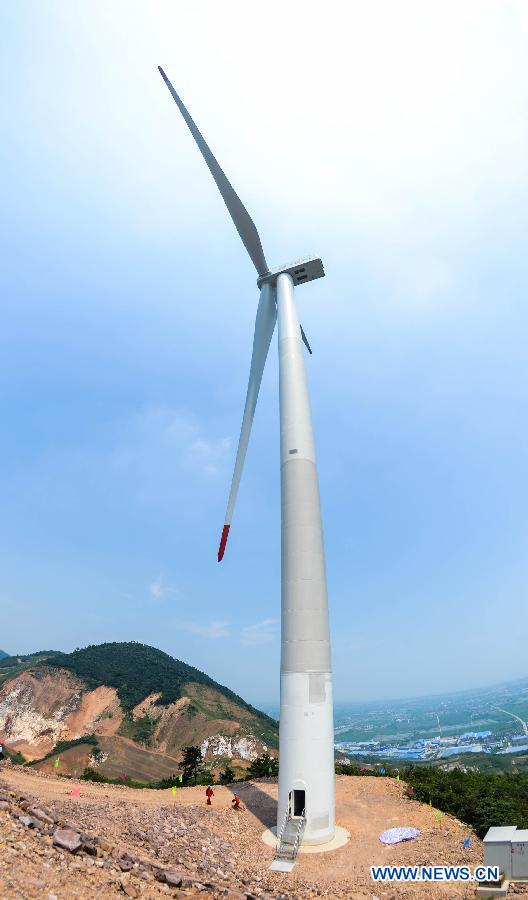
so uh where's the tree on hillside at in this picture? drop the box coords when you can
[182,745,203,785]
[221,763,235,784]
[248,752,278,778]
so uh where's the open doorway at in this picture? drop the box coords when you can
[289,789,305,818]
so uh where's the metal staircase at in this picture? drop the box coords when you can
[271,809,306,871]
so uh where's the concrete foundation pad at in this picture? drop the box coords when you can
[269,859,296,872]
[476,881,510,898]
[262,824,350,854]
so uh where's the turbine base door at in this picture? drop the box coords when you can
[289,789,305,818]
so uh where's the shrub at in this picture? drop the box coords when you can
[399,766,528,838]
[3,747,26,765]
[221,764,235,783]
[155,774,182,789]
[81,767,109,783]
[247,752,278,778]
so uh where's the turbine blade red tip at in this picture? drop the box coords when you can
[218,524,230,562]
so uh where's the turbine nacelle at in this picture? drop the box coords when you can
[257,256,325,290]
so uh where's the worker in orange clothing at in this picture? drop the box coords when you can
[205,784,214,805]
[231,792,241,810]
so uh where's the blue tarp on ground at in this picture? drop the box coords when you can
[379,827,420,844]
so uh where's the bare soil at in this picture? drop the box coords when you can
[1,765,527,898]
[65,685,123,737]
[0,668,274,772]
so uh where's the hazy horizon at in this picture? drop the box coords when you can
[3,641,527,712]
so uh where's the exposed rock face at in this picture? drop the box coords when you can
[131,693,164,718]
[131,694,191,755]
[0,665,277,774]
[0,669,122,760]
[131,693,268,762]
[0,669,83,758]
[200,734,268,761]
[65,685,123,738]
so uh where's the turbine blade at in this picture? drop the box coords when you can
[218,283,276,560]
[158,66,269,278]
[300,323,313,355]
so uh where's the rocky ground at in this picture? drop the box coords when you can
[1,761,527,899]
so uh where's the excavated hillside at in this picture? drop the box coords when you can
[0,643,278,779]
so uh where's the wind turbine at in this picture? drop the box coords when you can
[158,66,335,846]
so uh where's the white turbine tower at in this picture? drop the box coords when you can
[159,67,335,846]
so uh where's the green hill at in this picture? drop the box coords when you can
[0,642,278,776]
[0,650,60,689]
[0,650,58,667]
[41,641,276,726]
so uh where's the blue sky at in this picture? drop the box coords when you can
[1,1,527,706]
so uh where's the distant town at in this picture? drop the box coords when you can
[332,675,528,771]
[336,729,528,762]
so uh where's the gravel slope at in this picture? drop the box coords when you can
[2,763,527,898]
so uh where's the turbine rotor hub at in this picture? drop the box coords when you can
[257,256,325,290]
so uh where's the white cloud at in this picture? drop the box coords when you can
[148,575,177,601]
[182,619,231,639]
[133,406,231,477]
[187,436,232,477]
[106,405,232,492]
[240,618,279,646]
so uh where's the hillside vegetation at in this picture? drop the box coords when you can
[405,765,528,837]
[338,763,528,838]
[41,642,276,725]
[0,651,59,689]
[0,651,58,667]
